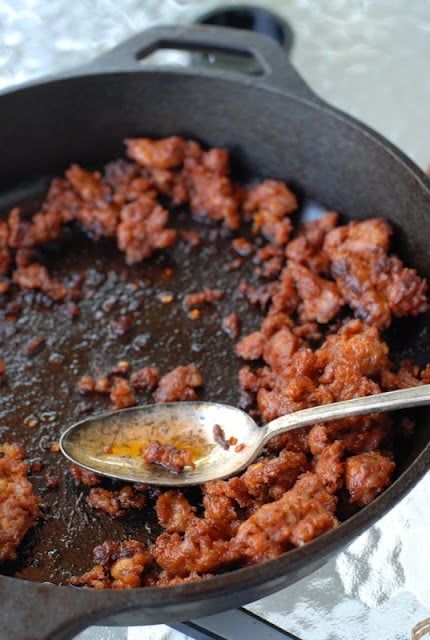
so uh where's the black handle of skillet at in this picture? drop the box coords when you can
[0,575,106,639]
[79,24,317,103]
[2,572,226,639]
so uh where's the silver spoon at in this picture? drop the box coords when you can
[60,384,430,486]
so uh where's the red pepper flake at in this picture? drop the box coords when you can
[24,416,39,428]
[188,308,201,320]
[222,313,240,338]
[24,336,46,357]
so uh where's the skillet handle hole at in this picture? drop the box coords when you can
[135,41,266,76]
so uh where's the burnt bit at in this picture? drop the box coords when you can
[212,424,238,450]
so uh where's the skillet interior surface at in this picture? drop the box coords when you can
[0,58,429,627]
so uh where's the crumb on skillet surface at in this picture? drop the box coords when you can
[0,136,429,588]
[0,443,41,563]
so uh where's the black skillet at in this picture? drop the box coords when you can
[0,24,429,640]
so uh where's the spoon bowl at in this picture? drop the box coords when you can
[60,384,430,486]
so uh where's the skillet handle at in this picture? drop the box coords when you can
[81,24,318,103]
[0,575,115,640]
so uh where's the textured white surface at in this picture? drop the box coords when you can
[1,2,429,639]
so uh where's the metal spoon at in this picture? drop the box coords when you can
[60,384,430,486]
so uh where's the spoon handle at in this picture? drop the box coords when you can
[264,384,430,443]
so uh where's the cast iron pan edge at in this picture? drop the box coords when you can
[0,25,429,640]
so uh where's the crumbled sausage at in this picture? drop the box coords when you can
[153,365,203,403]
[0,443,40,562]
[86,485,146,518]
[324,219,428,328]
[117,195,177,263]
[142,441,195,474]
[345,452,395,506]
[110,377,136,410]
[130,367,159,391]
[244,180,297,245]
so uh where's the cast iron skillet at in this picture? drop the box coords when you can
[0,25,429,640]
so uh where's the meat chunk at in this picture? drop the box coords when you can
[187,155,241,229]
[117,195,177,263]
[0,443,40,562]
[285,211,339,275]
[142,441,195,474]
[324,219,428,328]
[8,207,63,249]
[345,452,395,506]
[244,180,297,245]
[125,136,187,170]
[130,367,159,391]
[86,485,146,518]
[286,262,344,324]
[222,312,240,338]
[317,319,389,379]
[71,539,153,589]
[184,288,222,308]
[153,518,238,578]
[234,484,338,563]
[241,450,310,502]
[156,491,197,533]
[12,263,68,301]
[153,365,203,403]
[70,464,102,487]
[110,377,136,410]
[236,331,266,361]
[103,159,155,205]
